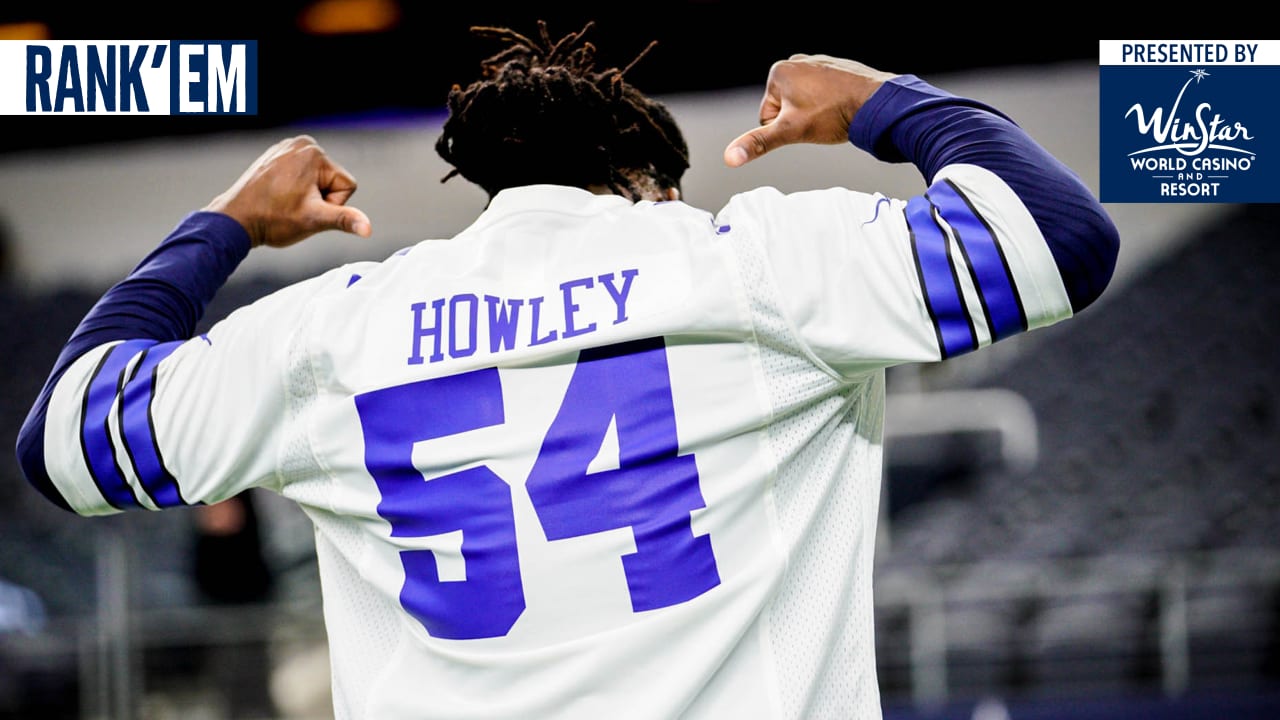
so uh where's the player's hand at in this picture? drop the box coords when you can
[204,135,372,248]
[724,54,899,168]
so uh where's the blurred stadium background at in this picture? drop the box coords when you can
[0,4,1276,719]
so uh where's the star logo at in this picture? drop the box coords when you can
[1190,69,1210,83]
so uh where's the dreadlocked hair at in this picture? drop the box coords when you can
[435,20,690,201]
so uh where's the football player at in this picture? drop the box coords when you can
[18,22,1118,719]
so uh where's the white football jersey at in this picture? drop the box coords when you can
[41,163,1070,719]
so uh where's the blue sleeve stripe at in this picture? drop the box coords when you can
[927,179,1029,342]
[118,341,187,508]
[904,196,977,359]
[80,340,154,510]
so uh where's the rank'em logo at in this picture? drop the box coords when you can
[0,40,257,116]
[1099,40,1278,203]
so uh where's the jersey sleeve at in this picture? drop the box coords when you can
[37,268,340,515]
[852,74,1119,314]
[16,209,374,516]
[721,165,1071,377]
[717,73,1117,378]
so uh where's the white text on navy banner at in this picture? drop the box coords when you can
[5,40,258,115]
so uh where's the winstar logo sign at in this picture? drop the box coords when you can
[0,40,258,115]
[1098,39,1278,203]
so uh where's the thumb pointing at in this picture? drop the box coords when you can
[724,142,751,168]
[724,124,782,168]
[314,201,372,238]
[343,207,372,238]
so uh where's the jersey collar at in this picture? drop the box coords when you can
[463,184,636,235]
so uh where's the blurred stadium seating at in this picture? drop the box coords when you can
[875,202,1280,717]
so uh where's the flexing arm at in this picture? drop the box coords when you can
[724,55,1118,313]
[16,135,371,511]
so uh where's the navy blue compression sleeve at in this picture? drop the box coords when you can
[849,75,1119,314]
[16,211,251,511]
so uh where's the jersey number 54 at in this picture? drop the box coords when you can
[355,336,722,640]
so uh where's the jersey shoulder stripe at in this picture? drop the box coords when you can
[69,338,192,512]
[80,339,153,509]
[904,165,1068,359]
[905,193,978,359]
[928,178,1028,342]
[118,340,186,507]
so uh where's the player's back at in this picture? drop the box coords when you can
[284,184,888,719]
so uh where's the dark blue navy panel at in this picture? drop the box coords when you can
[1101,65,1277,203]
[168,41,259,115]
